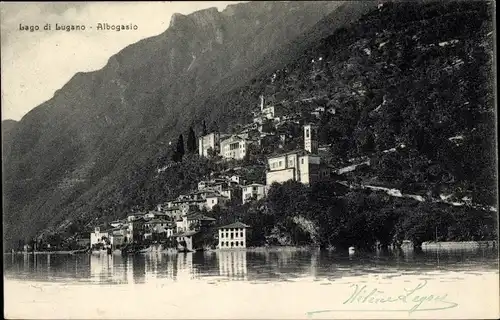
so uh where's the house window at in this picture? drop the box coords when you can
[279,161,282,167]
[253,186,257,191]
[240,241,244,246]
[301,158,304,164]
[212,199,215,204]
[221,233,224,239]
[231,233,234,239]
[306,129,310,138]
[240,231,244,237]
[235,242,239,247]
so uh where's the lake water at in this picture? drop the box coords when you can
[4,248,499,319]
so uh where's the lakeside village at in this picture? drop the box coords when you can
[18,95,496,255]
[20,95,347,255]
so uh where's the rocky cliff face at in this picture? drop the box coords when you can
[3,1,374,247]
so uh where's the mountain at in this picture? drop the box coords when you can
[2,119,18,135]
[2,1,377,248]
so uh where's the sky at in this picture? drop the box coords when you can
[0,1,242,121]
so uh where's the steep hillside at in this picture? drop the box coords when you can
[200,0,496,205]
[3,1,375,247]
[68,0,496,234]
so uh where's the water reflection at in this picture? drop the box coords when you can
[90,255,113,283]
[218,250,247,280]
[4,248,498,285]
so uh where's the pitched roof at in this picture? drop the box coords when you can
[218,222,251,229]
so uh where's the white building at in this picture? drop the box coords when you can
[266,150,322,186]
[198,132,220,157]
[265,125,330,186]
[90,227,109,247]
[218,222,251,249]
[220,134,253,160]
[242,183,267,203]
[206,193,230,210]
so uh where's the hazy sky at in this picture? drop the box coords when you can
[1,1,242,121]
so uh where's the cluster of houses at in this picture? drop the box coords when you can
[90,173,261,252]
[91,95,335,253]
[199,95,335,187]
[91,208,252,252]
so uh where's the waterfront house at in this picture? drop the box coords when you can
[126,215,145,243]
[90,227,109,248]
[174,230,200,252]
[242,183,267,203]
[218,222,251,249]
[144,219,175,240]
[109,227,126,248]
[176,212,216,233]
[174,212,216,252]
[198,132,220,158]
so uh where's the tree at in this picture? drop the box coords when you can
[172,134,185,162]
[202,121,208,136]
[187,127,197,154]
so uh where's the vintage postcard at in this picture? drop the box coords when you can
[2,1,498,319]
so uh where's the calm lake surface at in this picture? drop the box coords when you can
[4,248,498,284]
[4,248,499,319]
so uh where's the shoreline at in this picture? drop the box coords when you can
[421,240,497,249]
[6,250,87,255]
[6,241,497,255]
